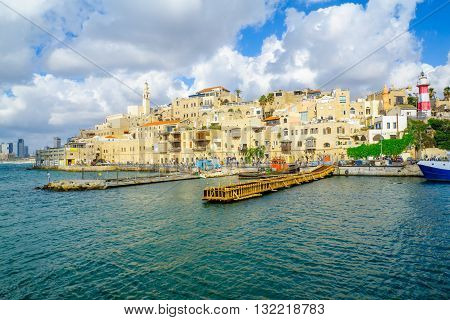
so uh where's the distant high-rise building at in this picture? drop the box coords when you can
[17,139,25,158]
[0,143,8,154]
[7,143,13,154]
[25,146,29,157]
[54,137,62,149]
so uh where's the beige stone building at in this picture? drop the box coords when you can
[367,85,408,113]
[36,82,414,168]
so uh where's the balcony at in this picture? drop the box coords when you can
[305,138,316,150]
[169,134,181,143]
[169,146,181,152]
[193,146,207,152]
[230,128,241,139]
[194,136,210,142]
[194,130,211,142]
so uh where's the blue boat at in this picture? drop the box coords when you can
[418,160,450,182]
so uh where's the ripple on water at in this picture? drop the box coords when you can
[0,165,449,299]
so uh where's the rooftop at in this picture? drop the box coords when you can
[198,86,230,94]
[263,116,280,121]
[141,120,180,127]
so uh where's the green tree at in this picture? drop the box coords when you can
[244,146,266,164]
[347,135,414,159]
[406,119,434,156]
[407,95,417,106]
[443,86,450,101]
[428,118,450,150]
[235,89,241,99]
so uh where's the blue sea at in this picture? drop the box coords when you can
[0,164,449,299]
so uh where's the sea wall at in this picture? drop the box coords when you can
[334,164,423,177]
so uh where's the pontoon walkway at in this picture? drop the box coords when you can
[203,165,334,202]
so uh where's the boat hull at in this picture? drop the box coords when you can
[418,161,450,182]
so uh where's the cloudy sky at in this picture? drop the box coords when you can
[0,0,449,151]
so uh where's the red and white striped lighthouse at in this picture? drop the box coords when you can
[417,71,431,118]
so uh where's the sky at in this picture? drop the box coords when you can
[0,0,449,151]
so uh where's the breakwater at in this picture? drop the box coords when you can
[335,164,423,177]
[39,174,200,191]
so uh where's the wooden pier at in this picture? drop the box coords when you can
[203,165,335,202]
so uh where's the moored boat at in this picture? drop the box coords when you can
[417,160,450,182]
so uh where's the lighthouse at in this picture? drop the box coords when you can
[417,71,431,118]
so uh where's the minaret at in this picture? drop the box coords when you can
[382,84,390,112]
[417,71,431,118]
[142,81,150,115]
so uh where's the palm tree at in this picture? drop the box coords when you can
[235,89,241,99]
[259,95,267,118]
[258,95,267,106]
[429,87,435,100]
[443,86,450,101]
[266,92,275,105]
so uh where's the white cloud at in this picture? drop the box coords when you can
[190,0,450,100]
[44,0,274,77]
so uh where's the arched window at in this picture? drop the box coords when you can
[284,118,288,123]
[350,107,356,115]
[283,128,289,136]
[323,142,331,148]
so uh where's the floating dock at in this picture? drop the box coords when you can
[39,174,200,191]
[203,165,335,202]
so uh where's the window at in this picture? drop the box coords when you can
[350,107,356,115]
[387,122,390,129]
[297,141,302,147]
[393,122,397,129]
[283,128,289,136]
[324,142,330,148]
[284,118,288,123]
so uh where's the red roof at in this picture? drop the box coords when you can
[141,120,180,127]
[198,86,230,94]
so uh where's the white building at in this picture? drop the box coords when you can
[387,105,417,118]
[368,115,408,143]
